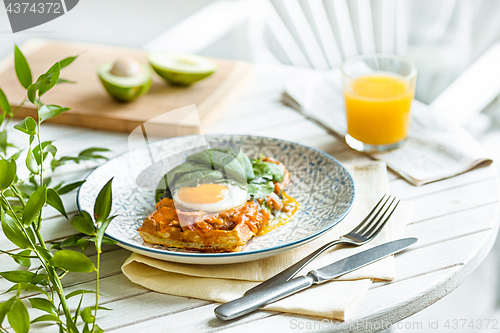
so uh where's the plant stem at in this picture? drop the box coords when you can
[10,185,26,208]
[1,193,38,251]
[92,249,101,333]
[36,113,44,231]
[0,249,37,258]
[0,192,74,331]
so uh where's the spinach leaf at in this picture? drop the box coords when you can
[212,148,254,180]
[247,180,275,198]
[186,149,246,183]
[175,169,224,188]
[251,160,285,182]
[155,148,254,202]
[165,161,209,185]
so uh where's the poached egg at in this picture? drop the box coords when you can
[173,183,247,212]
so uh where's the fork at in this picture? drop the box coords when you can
[244,194,401,295]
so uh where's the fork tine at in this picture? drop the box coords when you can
[363,198,401,239]
[350,194,388,234]
[356,195,392,235]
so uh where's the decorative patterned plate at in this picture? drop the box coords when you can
[77,135,355,264]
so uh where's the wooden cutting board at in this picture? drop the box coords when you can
[0,39,253,136]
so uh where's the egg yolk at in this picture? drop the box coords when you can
[177,184,228,204]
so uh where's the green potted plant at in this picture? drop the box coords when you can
[0,45,115,333]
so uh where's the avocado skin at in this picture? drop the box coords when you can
[99,76,152,102]
[150,65,214,86]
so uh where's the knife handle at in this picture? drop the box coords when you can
[245,239,343,295]
[214,275,315,321]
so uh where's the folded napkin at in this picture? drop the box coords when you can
[122,161,412,320]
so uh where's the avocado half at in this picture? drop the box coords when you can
[98,58,153,102]
[148,52,217,86]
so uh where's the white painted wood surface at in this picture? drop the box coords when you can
[1,63,499,332]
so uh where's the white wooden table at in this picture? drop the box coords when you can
[1,63,499,333]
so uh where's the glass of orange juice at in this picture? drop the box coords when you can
[341,54,417,152]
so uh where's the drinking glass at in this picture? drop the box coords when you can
[341,54,417,152]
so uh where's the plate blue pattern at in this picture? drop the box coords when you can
[77,135,355,264]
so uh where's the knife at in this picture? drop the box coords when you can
[214,237,417,321]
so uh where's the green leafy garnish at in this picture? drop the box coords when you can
[251,160,285,182]
[247,178,275,198]
[156,148,254,201]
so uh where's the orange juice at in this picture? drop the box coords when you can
[343,73,413,145]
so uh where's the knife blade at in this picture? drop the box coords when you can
[214,237,417,321]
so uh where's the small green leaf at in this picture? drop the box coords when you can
[71,211,96,236]
[14,45,32,89]
[80,307,94,324]
[78,147,111,157]
[8,299,30,333]
[14,117,37,135]
[13,249,32,267]
[26,84,38,104]
[57,78,76,84]
[31,314,61,323]
[49,250,95,273]
[9,149,24,161]
[0,297,15,326]
[94,325,105,333]
[76,238,90,251]
[25,148,39,174]
[0,87,11,116]
[22,185,47,226]
[31,273,48,285]
[66,289,96,299]
[38,105,71,123]
[50,243,62,250]
[46,188,67,218]
[29,297,57,316]
[101,235,118,245]
[59,56,77,69]
[0,271,36,283]
[96,306,112,311]
[35,245,52,262]
[0,111,5,127]
[0,130,7,154]
[96,215,116,250]
[60,234,83,248]
[33,140,56,164]
[94,178,113,224]
[0,157,17,190]
[1,211,31,249]
[6,283,49,297]
[38,62,60,97]
[57,180,85,195]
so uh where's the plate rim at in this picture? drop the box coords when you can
[77,134,355,259]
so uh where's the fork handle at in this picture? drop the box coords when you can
[244,239,345,295]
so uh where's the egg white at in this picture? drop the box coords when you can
[173,183,247,212]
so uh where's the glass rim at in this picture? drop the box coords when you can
[341,53,417,81]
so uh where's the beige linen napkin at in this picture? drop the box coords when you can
[122,161,412,320]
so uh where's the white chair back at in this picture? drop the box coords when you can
[257,0,409,69]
